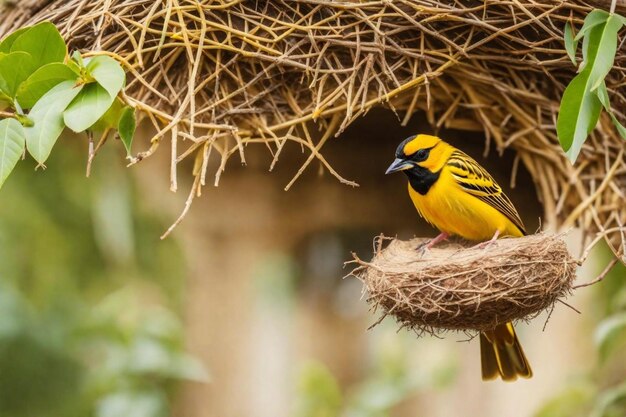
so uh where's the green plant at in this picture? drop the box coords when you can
[0,145,206,417]
[0,285,208,417]
[0,21,135,188]
[558,7,626,162]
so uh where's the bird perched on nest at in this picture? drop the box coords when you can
[385,134,532,382]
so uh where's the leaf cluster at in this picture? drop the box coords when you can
[0,22,135,189]
[558,10,626,163]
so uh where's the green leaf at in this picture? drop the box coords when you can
[564,23,578,66]
[296,362,342,417]
[557,69,602,162]
[86,55,125,99]
[0,118,26,189]
[66,58,82,76]
[89,98,126,133]
[589,381,626,417]
[557,15,623,162]
[167,354,210,382]
[588,15,623,91]
[16,63,78,109]
[10,22,66,68]
[0,52,36,98]
[596,82,626,139]
[608,113,626,139]
[0,27,29,54]
[71,50,84,68]
[118,106,136,155]
[0,94,11,111]
[594,312,626,361]
[97,390,168,417]
[125,336,209,382]
[24,80,83,164]
[596,80,611,109]
[574,9,610,41]
[579,13,620,74]
[66,51,85,78]
[581,27,591,71]
[63,83,116,133]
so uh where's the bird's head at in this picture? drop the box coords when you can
[385,134,443,175]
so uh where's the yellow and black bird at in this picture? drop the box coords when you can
[385,133,532,382]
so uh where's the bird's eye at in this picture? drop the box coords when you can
[415,149,428,161]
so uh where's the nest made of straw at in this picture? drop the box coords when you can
[352,233,578,334]
[0,0,624,247]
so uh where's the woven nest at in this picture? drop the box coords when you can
[351,233,578,334]
[0,0,624,250]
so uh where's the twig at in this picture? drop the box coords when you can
[573,258,619,289]
[556,299,581,314]
[160,174,200,239]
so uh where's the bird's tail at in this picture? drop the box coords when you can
[480,322,532,381]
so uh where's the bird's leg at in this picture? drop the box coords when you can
[472,229,501,250]
[427,232,450,249]
[416,232,449,252]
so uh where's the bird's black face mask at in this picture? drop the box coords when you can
[385,141,440,195]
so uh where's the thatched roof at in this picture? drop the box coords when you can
[1,0,624,256]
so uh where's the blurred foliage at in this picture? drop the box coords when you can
[253,251,299,311]
[0,140,205,417]
[295,322,458,417]
[535,380,597,417]
[0,138,184,305]
[534,246,626,417]
[296,362,343,417]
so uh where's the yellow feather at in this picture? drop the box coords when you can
[403,134,440,156]
[406,140,524,240]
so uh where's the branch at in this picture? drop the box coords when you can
[0,110,16,119]
[573,258,619,289]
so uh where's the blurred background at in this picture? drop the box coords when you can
[1,110,624,417]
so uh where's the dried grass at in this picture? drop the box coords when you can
[0,0,624,251]
[351,233,578,334]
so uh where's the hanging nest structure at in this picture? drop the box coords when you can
[351,234,578,334]
[0,2,624,248]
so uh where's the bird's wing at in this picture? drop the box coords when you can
[446,150,526,235]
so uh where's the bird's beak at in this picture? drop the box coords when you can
[385,158,413,174]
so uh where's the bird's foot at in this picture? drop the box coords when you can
[416,245,430,258]
[415,240,429,251]
[416,232,449,255]
[472,230,501,250]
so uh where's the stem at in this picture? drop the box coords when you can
[13,100,24,115]
[0,110,16,119]
[610,0,617,14]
